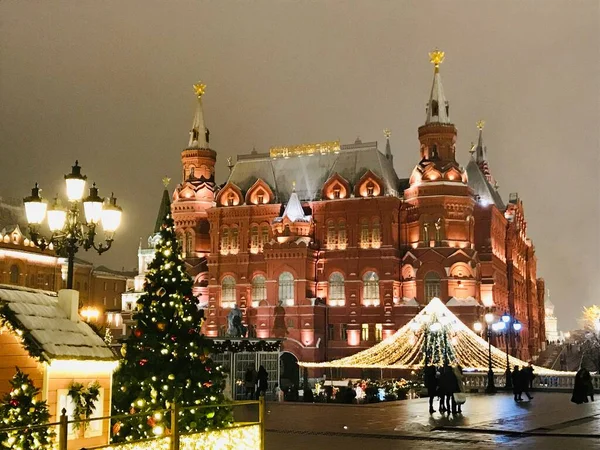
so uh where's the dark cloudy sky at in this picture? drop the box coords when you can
[1,1,598,330]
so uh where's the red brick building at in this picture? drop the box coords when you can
[171,54,546,371]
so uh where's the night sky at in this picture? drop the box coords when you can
[1,1,598,330]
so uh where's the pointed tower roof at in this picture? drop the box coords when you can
[384,128,393,161]
[425,49,451,125]
[276,183,310,222]
[188,82,209,148]
[154,177,172,233]
[466,121,504,209]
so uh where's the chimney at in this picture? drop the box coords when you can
[58,289,80,322]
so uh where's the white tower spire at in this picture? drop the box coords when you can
[189,82,209,148]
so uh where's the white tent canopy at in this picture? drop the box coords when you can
[300,298,565,375]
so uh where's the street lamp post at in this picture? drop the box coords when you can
[474,312,497,394]
[23,161,122,289]
[498,312,522,389]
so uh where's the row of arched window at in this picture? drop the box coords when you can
[219,271,381,307]
[220,225,270,255]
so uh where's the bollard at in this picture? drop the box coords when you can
[259,395,265,450]
[58,408,68,450]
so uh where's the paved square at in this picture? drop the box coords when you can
[265,392,600,449]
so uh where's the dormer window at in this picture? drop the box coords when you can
[366,183,374,197]
[333,187,341,199]
[227,193,235,206]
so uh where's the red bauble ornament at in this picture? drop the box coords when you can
[188,328,196,335]
[139,359,148,366]
[147,417,156,427]
[170,335,177,342]
[134,328,143,338]
[203,381,212,388]
[9,399,18,407]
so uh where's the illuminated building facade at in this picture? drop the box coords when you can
[172,52,546,367]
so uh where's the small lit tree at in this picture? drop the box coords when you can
[0,368,54,449]
[581,305,600,331]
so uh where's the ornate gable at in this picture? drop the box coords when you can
[354,170,383,198]
[244,179,274,205]
[322,173,351,200]
[215,182,244,207]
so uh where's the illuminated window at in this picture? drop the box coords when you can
[372,218,381,248]
[230,228,239,253]
[360,218,370,248]
[177,233,184,252]
[227,193,235,206]
[251,275,266,306]
[221,276,236,306]
[366,183,374,197]
[260,226,269,250]
[361,323,369,341]
[221,228,230,254]
[9,265,19,284]
[250,226,259,253]
[326,221,336,250]
[375,324,383,342]
[278,272,294,306]
[362,271,379,305]
[424,272,441,303]
[257,192,264,204]
[328,272,345,306]
[333,187,341,199]
[337,221,347,249]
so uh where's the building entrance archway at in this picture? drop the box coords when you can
[279,351,299,394]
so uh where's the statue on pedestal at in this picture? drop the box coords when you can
[227,304,247,338]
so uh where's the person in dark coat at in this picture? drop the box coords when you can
[423,365,438,414]
[440,365,459,413]
[581,368,595,402]
[512,366,523,402]
[256,365,268,399]
[244,367,257,400]
[523,362,535,390]
[571,368,588,404]
[520,366,533,401]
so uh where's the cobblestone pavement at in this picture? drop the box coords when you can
[265,392,600,449]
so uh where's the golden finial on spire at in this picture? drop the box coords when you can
[476,119,485,130]
[383,128,391,139]
[292,181,296,192]
[162,176,171,188]
[193,81,207,98]
[429,49,445,71]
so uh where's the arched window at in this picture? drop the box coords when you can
[251,275,267,306]
[372,218,381,248]
[362,271,379,305]
[176,233,184,253]
[185,231,193,256]
[221,276,236,306]
[337,221,347,250]
[278,272,294,306]
[9,265,19,284]
[328,272,345,306]
[326,221,336,250]
[424,272,442,303]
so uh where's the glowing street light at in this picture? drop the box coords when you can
[24,161,123,289]
[473,322,483,333]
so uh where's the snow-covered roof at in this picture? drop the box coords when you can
[0,285,116,362]
[446,296,479,306]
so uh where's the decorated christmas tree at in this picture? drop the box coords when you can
[111,210,230,443]
[421,314,458,367]
[0,368,54,449]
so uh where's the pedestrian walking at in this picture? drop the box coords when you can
[244,367,257,400]
[582,368,595,402]
[523,361,535,391]
[452,365,466,414]
[571,368,588,404]
[512,366,523,402]
[424,365,438,414]
[440,364,459,414]
[256,365,269,399]
[520,366,533,401]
